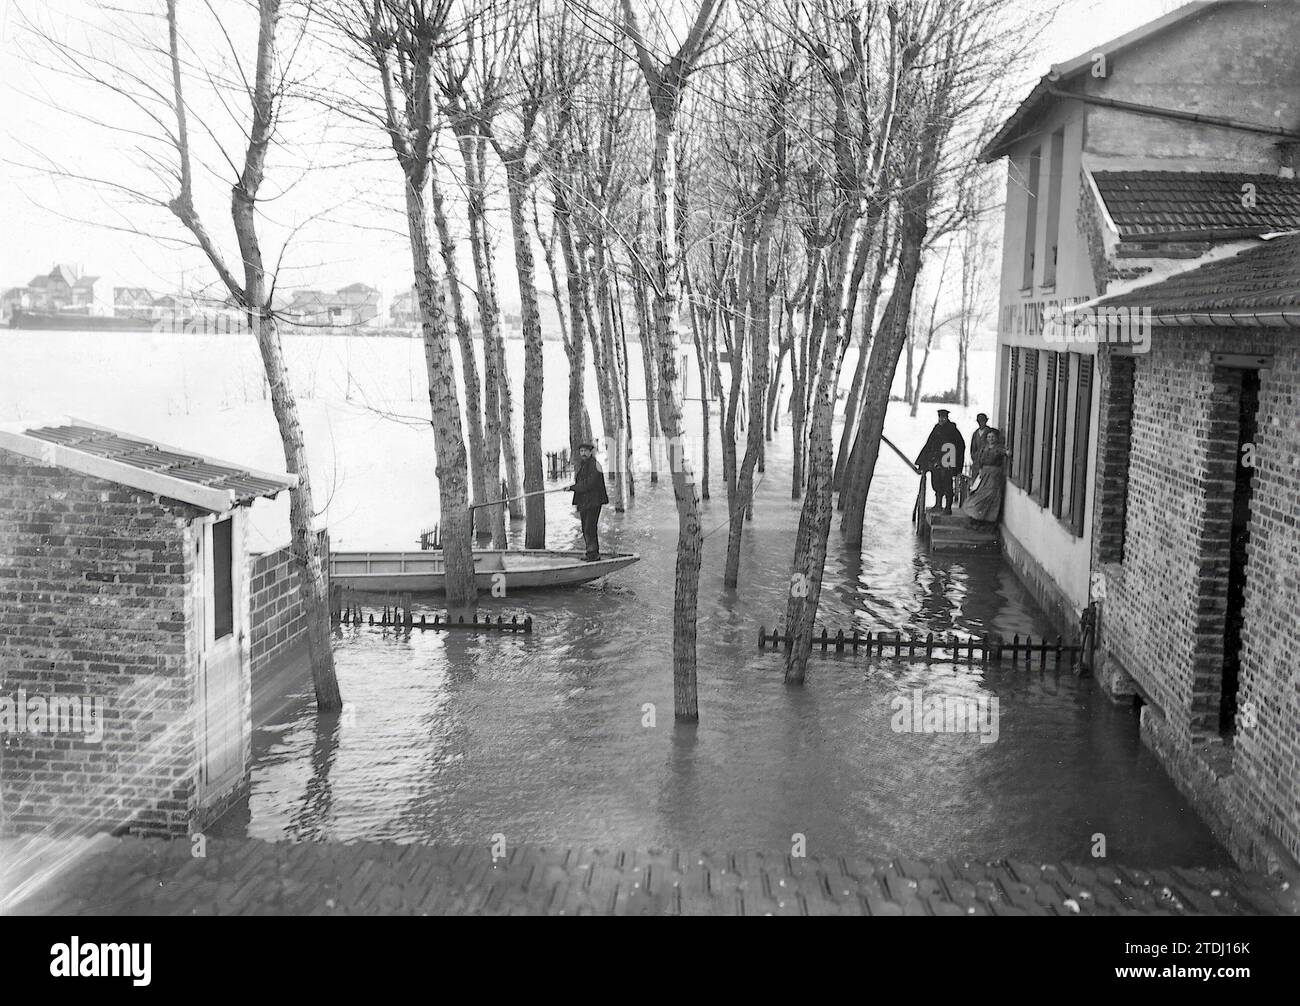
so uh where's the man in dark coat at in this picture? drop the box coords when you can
[969,413,994,477]
[914,409,966,515]
[566,441,609,560]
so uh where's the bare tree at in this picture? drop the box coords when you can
[781,0,908,684]
[327,0,479,617]
[19,0,346,709]
[619,0,722,722]
[437,8,525,534]
[838,0,1010,554]
[484,1,550,546]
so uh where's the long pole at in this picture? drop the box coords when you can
[468,487,569,513]
[880,433,921,474]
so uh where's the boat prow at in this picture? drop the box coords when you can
[329,549,640,594]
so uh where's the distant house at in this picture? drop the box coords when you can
[151,294,188,324]
[335,283,381,327]
[390,287,418,327]
[1,287,31,322]
[114,286,155,319]
[19,264,98,314]
[283,284,381,329]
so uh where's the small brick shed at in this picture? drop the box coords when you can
[0,418,297,837]
[1089,233,1300,873]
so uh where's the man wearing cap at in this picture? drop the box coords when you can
[969,413,994,478]
[566,441,609,560]
[915,409,966,515]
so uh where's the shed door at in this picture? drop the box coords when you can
[196,512,248,805]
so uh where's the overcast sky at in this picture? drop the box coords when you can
[0,0,1187,308]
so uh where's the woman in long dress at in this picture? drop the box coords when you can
[961,429,1010,525]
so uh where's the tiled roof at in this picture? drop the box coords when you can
[1093,171,1300,240]
[0,421,296,510]
[1096,232,1300,317]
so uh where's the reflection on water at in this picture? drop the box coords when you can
[5,330,1223,861]
[218,417,1229,867]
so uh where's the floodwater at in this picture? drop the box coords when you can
[2,330,1229,865]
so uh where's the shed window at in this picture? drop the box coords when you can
[213,518,234,640]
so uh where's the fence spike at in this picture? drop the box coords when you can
[759,625,767,651]
[835,629,844,654]
[819,627,828,652]
[925,632,934,659]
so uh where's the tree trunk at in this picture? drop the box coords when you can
[431,170,490,539]
[455,131,508,547]
[503,161,546,547]
[632,256,659,482]
[223,0,340,710]
[725,199,777,587]
[911,322,935,417]
[403,181,477,618]
[685,279,712,502]
[840,213,929,549]
[552,189,593,463]
[903,321,914,403]
[789,251,819,497]
[784,214,861,684]
[650,105,702,721]
[766,315,789,441]
[612,265,636,499]
[833,219,890,496]
[584,232,629,511]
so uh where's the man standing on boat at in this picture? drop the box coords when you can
[567,441,609,561]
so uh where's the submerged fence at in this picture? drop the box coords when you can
[330,588,533,634]
[758,625,1082,670]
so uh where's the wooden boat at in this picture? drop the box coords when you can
[329,549,640,594]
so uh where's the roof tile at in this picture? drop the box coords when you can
[1093,171,1300,240]
[1097,233,1300,314]
[23,424,291,505]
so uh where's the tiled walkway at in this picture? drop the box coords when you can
[2,836,1296,915]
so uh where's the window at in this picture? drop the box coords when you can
[1003,347,1019,460]
[1068,358,1094,536]
[1035,352,1058,505]
[213,518,234,640]
[1013,351,1039,491]
[1043,129,1065,288]
[1051,353,1071,517]
[1021,149,1042,290]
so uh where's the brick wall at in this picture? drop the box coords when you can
[248,529,328,678]
[1094,331,1300,871]
[1235,341,1300,869]
[0,452,204,837]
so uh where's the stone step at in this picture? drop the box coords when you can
[925,513,1001,554]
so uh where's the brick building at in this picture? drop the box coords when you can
[979,0,1300,874]
[1083,235,1300,873]
[0,420,297,837]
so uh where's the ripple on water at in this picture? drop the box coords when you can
[219,415,1228,867]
